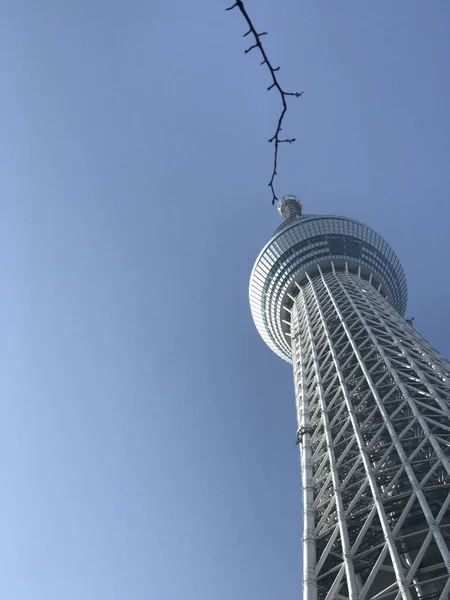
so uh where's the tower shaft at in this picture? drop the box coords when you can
[293,265,450,600]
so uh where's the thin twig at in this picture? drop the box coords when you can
[226,0,302,204]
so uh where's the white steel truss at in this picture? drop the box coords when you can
[291,264,450,600]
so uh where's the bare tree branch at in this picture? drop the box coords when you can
[226,0,303,204]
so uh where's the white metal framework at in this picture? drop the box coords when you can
[292,264,450,600]
[249,197,450,600]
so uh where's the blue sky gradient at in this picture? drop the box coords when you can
[1,1,450,598]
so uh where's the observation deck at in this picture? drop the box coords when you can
[249,196,408,362]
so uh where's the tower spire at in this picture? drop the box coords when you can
[277,194,303,221]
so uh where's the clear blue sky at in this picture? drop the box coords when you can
[1,1,450,598]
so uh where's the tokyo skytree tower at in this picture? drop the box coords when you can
[249,195,450,600]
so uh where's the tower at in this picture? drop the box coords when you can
[249,195,450,600]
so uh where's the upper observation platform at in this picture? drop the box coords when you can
[249,196,408,362]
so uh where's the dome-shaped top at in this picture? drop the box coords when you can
[249,210,408,362]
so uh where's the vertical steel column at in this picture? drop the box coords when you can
[292,292,318,600]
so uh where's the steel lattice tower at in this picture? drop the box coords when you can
[249,195,450,600]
